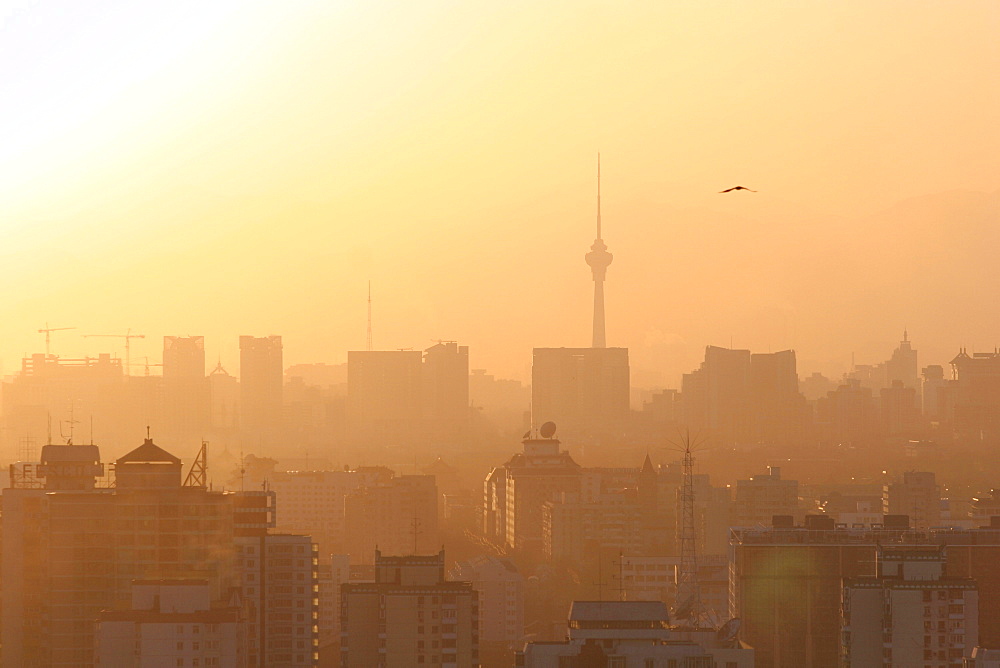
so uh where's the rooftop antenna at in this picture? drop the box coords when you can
[367,281,373,351]
[668,428,708,626]
[617,550,624,601]
[412,516,421,554]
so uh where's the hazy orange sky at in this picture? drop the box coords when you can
[1,1,998,385]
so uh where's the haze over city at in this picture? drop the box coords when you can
[2,1,999,383]
[2,2,1000,668]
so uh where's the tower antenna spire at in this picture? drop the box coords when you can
[597,152,602,240]
[585,153,613,348]
[366,281,373,352]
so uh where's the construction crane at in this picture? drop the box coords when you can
[37,323,75,358]
[128,357,163,377]
[83,329,145,377]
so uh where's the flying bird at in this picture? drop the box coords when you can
[719,186,757,193]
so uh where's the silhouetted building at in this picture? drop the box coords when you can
[340,550,479,667]
[450,555,524,660]
[344,474,439,563]
[886,330,920,390]
[208,360,240,433]
[883,471,941,530]
[531,347,630,444]
[923,364,947,420]
[422,341,470,445]
[346,350,423,445]
[881,379,921,436]
[163,335,209,438]
[750,349,808,443]
[240,335,284,444]
[945,349,1000,441]
[733,466,799,527]
[816,378,877,443]
[682,346,751,443]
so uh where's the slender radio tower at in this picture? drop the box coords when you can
[585,154,613,348]
[366,281,373,351]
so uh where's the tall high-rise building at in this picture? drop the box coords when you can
[842,546,979,667]
[886,330,920,390]
[682,346,751,442]
[1,437,237,667]
[240,335,284,444]
[340,550,480,668]
[585,154,613,349]
[233,488,320,667]
[449,555,525,663]
[163,335,209,437]
[346,349,423,444]
[422,341,470,444]
[530,347,630,444]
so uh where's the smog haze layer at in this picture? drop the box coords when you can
[2,1,999,383]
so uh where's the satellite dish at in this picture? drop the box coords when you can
[522,430,531,439]
[539,421,557,439]
[716,617,741,642]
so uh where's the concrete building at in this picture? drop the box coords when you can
[208,360,240,433]
[163,335,209,438]
[843,546,979,667]
[239,335,283,444]
[484,432,582,554]
[95,580,243,668]
[269,467,391,557]
[422,341,470,445]
[1,437,237,667]
[340,550,479,668]
[733,466,799,527]
[884,471,942,530]
[450,554,524,662]
[531,347,630,445]
[542,489,643,563]
[516,600,752,667]
[344,474,439,563]
[232,487,319,668]
[730,519,1000,668]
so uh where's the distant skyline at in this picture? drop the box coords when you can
[1,2,998,383]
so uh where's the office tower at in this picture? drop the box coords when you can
[750,349,808,443]
[682,345,752,442]
[340,550,479,668]
[240,335,283,444]
[483,432,582,554]
[945,349,1000,441]
[1,437,237,667]
[449,555,525,663]
[881,379,921,435]
[208,360,240,432]
[730,519,1000,667]
[516,601,753,667]
[163,335,209,437]
[344,474,439,563]
[95,580,244,667]
[585,154,613,349]
[886,330,920,390]
[530,347,630,444]
[883,471,942,529]
[346,349,423,444]
[422,341,470,444]
[842,546,978,667]
[923,364,947,419]
[233,489,320,667]
[733,466,799,527]
[815,377,877,443]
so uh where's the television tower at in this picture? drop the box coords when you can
[585,154,613,348]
